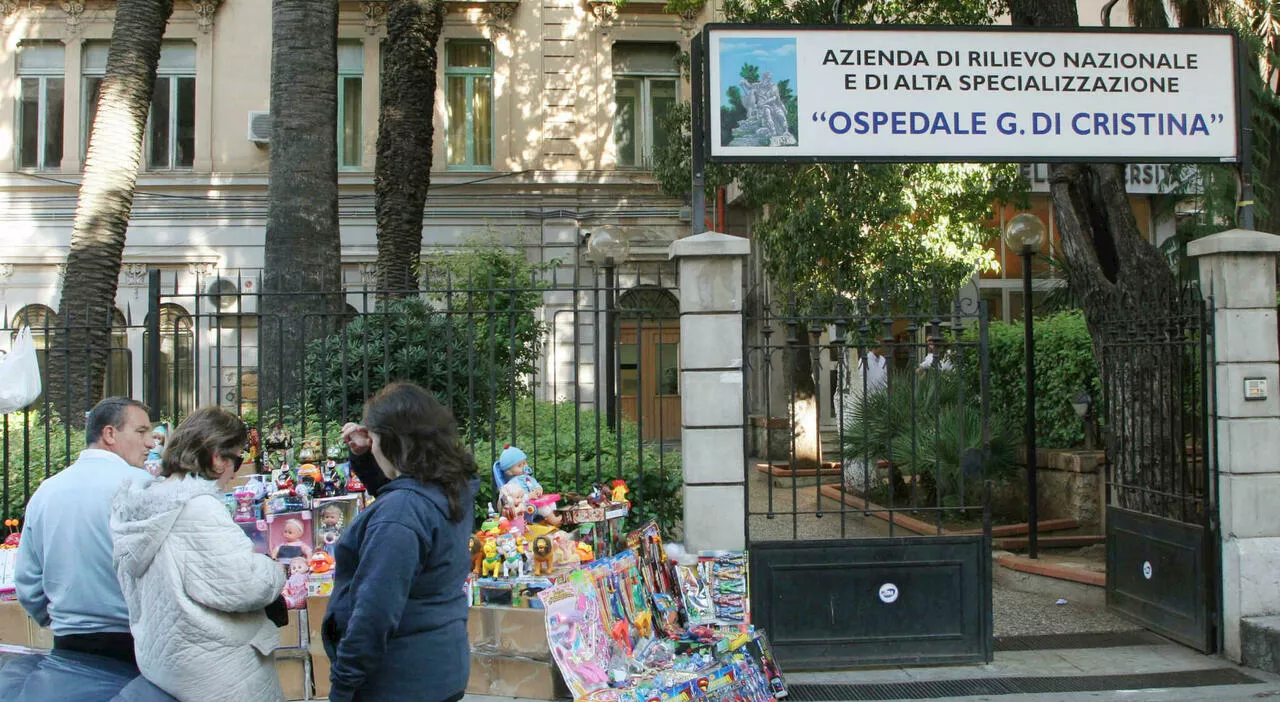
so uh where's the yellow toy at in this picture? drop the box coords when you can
[576,541,595,563]
[481,540,502,577]
[633,610,653,639]
[610,479,629,503]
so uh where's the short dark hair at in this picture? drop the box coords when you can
[85,397,151,445]
[161,407,248,481]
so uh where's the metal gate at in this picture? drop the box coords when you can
[1100,287,1219,653]
[744,277,995,669]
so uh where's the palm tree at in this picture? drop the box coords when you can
[48,0,176,426]
[259,0,343,413]
[375,0,446,293]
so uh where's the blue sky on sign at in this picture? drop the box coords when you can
[719,38,798,101]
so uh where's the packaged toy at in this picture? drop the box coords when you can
[267,512,313,564]
[540,575,612,699]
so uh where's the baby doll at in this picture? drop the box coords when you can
[272,518,312,562]
[495,445,542,497]
[316,504,345,555]
[145,424,167,476]
[282,557,309,609]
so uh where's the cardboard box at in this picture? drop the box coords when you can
[0,600,30,647]
[307,596,329,699]
[468,651,569,700]
[275,658,307,701]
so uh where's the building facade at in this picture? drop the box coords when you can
[0,0,707,419]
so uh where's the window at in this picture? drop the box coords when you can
[445,41,493,168]
[612,43,678,168]
[338,42,363,170]
[106,309,132,398]
[143,304,195,420]
[147,41,197,170]
[16,42,65,170]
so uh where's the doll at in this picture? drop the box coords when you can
[316,503,345,555]
[144,424,167,476]
[232,491,257,523]
[272,519,313,562]
[283,557,310,609]
[494,445,542,497]
[499,481,529,526]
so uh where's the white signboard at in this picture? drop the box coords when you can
[705,27,1240,163]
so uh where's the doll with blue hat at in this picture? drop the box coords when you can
[493,444,542,497]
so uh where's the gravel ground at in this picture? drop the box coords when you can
[993,587,1139,636]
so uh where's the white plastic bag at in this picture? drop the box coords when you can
[0,327,42,414]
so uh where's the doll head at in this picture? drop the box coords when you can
[283,519,304,542]
[151,424,167,447]
[288,557,309,576]
[320,504,343,528]
[496,445,530,478]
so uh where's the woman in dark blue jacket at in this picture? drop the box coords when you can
[323,382,479,702]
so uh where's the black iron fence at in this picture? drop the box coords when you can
[3,260,683,530]
[743,277,998,543]
[1099,286,1216,526]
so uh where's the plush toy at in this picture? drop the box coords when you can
[308,550,335,575]
[499,534,524,578]
[610,480,629,503]
[481,540,502,577]
[469,535,486,575]
[531,535,555,576]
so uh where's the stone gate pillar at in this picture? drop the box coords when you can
[670,231,751,552]
[1189,229,1280,662]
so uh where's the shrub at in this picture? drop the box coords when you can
[841,369,1018,508]
[3,412,86,520]
[974,310,1101,449]
[466,398,683,533]
[301,242,546,430]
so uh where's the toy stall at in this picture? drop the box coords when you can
[469,446,789,702]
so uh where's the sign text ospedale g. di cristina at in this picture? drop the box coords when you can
[706,27,1239,162]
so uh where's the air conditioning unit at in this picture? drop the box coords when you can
[247,110,271,144]
[205,275,259,315]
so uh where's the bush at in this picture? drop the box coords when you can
[841,369,1018,507]
[466,398,683,533]
[975,310,1100,449]
[3,412,86,520]
[301,242,545,430]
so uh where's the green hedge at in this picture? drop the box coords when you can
[3,412,86,520]
[974,310,1100,449]
[466,398,683,532]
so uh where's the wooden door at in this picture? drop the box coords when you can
[619,322,681,441]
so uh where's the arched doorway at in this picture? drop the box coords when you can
[617,287,680,441]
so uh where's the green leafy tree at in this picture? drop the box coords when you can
[655,0,1021,468]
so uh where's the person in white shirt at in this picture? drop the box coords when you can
[15,397,155,665]
[918,340,954,373]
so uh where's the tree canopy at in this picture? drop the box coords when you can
[654,0,1025,305]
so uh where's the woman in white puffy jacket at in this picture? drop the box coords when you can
[111,407,286,702]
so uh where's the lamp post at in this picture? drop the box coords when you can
[1072,390,1094,450]
[585,227,630,431]
[1003,213,1046,559]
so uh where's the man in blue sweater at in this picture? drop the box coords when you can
[16,397,155,665]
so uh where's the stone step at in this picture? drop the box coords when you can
[1242,615,1280,675]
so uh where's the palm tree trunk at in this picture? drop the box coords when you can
[375,0,445,294]
[260,0,342,413]
[48,0,175,426]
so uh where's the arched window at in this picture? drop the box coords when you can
[11,305,57,406]
[105,309,131,398]
[617,286,679,319]
[143,304,194,420]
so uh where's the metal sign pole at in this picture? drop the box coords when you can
[691,33,707,235]
[1236,34,1255,230]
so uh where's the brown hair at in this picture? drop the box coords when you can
[160,407,248,480]
[362,381,477,522]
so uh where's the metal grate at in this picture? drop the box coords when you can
[787,668,1263,701]
[994,630,1167,651]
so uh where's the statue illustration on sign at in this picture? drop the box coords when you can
[720,38,799,148]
